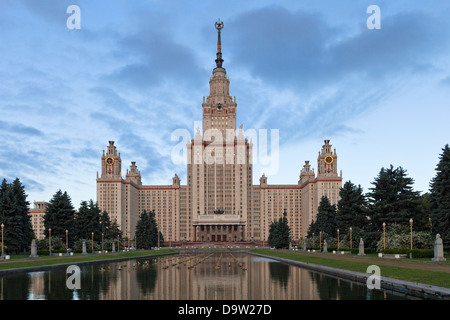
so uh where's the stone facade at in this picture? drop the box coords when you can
[28,201,48,240]
[96,23,342,243]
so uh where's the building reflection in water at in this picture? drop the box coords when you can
[0,253,409,300]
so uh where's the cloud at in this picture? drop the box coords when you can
[228,7,447,90]
[0,120,44,137]
[440,75,450,86]
[106,25,209,91]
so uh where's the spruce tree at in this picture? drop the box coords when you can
[268,209,290,249]
[366,165,422,226]
[366,165,422,248]
[315,196,337,237]
[43,190,75,247]
[336,181,367,234]
[11,178,34,251]
[0,178,33,253]
[306,219,317,238]
[429,144,450,249]
[135,210,159,249]
[74,200,102,242]
[100,210,116,239]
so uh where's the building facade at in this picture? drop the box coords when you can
[29,201,48,240]
[96,22,342,243]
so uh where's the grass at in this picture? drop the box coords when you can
[0,250,174,271]
[252,249,450,289]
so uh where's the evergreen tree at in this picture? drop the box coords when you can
[366,165,422,248]
[74,200,102,242]
[99,210,118,240]
[135,210,159,249]
[429,144,450,249]
[306,219,317,238]
[268,209,291,249]
[315,196,337,237]
[0,178,33,253]
[418,193,432,232]
[11,178,34,251]
[43,190,75,247]
[336,181,367,234]
[109,218,122,240]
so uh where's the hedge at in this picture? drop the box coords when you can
[382,249,434,258]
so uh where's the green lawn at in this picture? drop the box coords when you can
[252,249,450,289]
[0,250,174,271]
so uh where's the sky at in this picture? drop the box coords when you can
[0,0,449,209]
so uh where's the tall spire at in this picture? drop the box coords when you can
[214,19,224,68]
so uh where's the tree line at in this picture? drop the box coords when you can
[0,179,164,253]
[0,184,122,254]
[269,144,450,250]
[307,144,450,250]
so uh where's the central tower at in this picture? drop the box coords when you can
[202,19,237,137]
[188,20,251,242]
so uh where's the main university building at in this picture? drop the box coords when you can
[96,22,343,244]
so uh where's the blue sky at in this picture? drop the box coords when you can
[0,0,449,208]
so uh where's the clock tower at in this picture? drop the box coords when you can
[317,139,338,177]
[100,140,122,179]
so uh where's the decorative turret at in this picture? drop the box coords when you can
[317,140,338,177]
[100,141,122,179]
[299,161,315,184]
[260,173,268,187]
[126,161,141,185]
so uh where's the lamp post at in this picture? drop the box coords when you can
[313,232,315,249]
[65,229,68,252]
[102,233,104,253]
[383,222,386,250]
[349,227,352,250]
[410,218,413,250]
[1,224,4,258]
[91,232,94,253]
[337,229,340,250]
[319,232,322,251]
[49,228,52,256]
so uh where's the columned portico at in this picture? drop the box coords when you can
[193,214,245,242]
[195,224,244,242]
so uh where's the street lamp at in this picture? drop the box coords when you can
[410,218,413,250]
[91,232,94,253]
[65,229,68,252]
[102,232,104,253]
[49,228,52,256]
[319,231,322,251]
[349,227,352,250]
[1,224,4,258]
[383,222,386,250]
[313,232,315,249]
[337,229,340,250]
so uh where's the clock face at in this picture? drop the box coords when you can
[105,156,114,166]
[324,156,333,165]
[216,103,222,110]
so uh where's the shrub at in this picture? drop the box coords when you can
[382,248,434,258]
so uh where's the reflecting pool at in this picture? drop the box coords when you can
[0,252,413,300]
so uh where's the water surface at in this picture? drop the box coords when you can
[0,252,412,300]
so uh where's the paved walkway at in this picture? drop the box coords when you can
[279,250,450,273]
